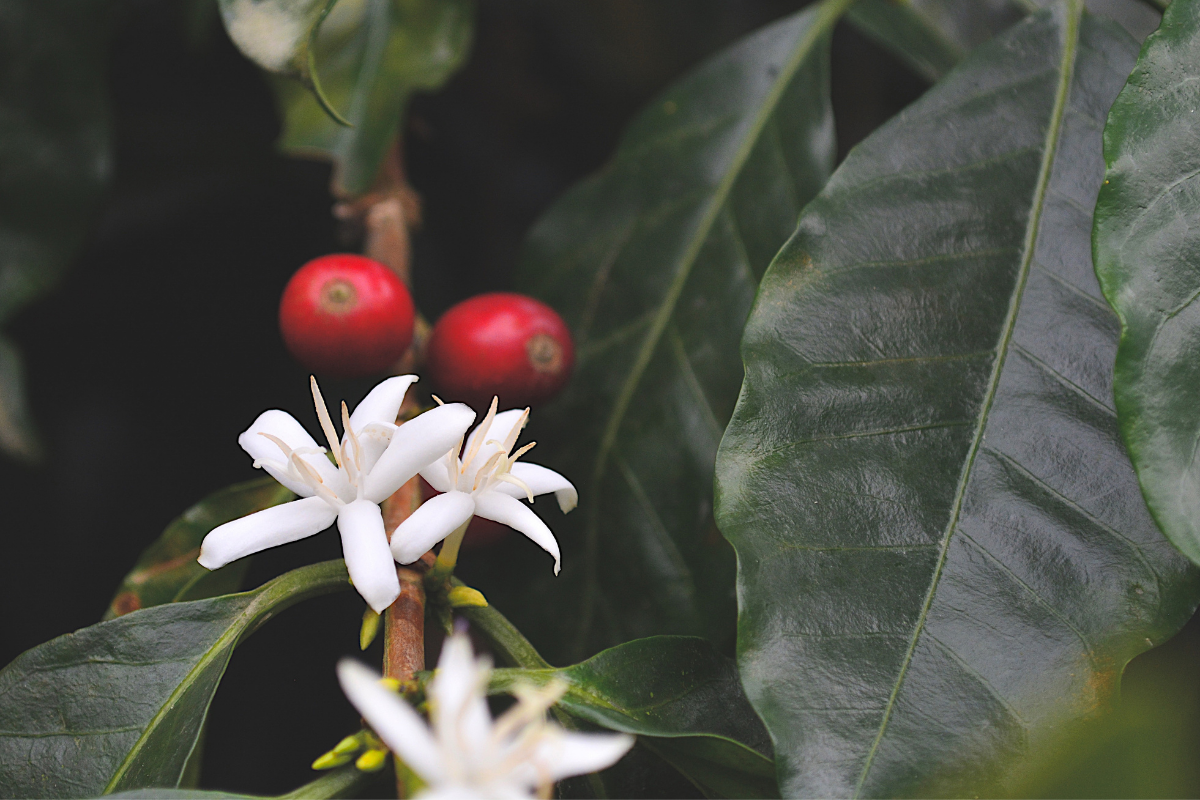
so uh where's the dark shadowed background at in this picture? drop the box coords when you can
[0,0,1195,795]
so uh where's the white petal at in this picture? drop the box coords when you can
[239,409,349,497]
[419,460,456,493]
[356,422,397,475]
[198,496,336,569]
[337,500,400,613]
[528,730,635,782]
[495,463,578,513]
[429,633,493,756]
[337,660,446,784]
[348,375,418,434]
[390,492,476,564]
[472,492,561,574]
[364,404,476,503]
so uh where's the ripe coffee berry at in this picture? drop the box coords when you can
[279,254,415,378]
[427,292,574,409]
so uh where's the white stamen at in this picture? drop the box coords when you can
[310,376,344,467]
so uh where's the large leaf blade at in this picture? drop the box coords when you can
[1093,0,1200,565]
[490,636,777,799]
[0,561,349,798]
[104,479,294,619]
[494,0,850,665]
[714,4,1200,797]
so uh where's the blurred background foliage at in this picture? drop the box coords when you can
[0,0,1194,795]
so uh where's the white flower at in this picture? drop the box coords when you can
[390,400,578,573]
[337,633,634,799]
[198,376,475,612]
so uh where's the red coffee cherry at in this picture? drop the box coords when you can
[427,292,574,409]
[279,254,415,378]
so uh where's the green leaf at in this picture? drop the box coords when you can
[105,763,377,799]
[490,636,777,799]
[0,0,113,462]
[492,0,851,665]
[104,478,295,620]
[714,4,1200,797]
[0,560,349,798]
[1093,0,1200,566]
[272,0,474,195]
[845,0,1026,81]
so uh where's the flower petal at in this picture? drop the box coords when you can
[495,463,578,513]
[390,491,476,564]
[419,460,456,493]
[429,633,493,756]
[529,730,635,783]
[337,500,400,613]
[198,496,336,569]
[472,492,561,574]
[363,403,476,503]
[348,375,418,434]
[337,659,446,784]
[239,409,348,498]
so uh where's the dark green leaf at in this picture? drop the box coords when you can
[0,0,113,461]
[489,636,777,799]
[0,560,349,798]
[104,478,294,620]
[105,763,379,799]
[714,4,1200,797]
[1093,0,1200,566]
[272,0,474,194]
[846,0,1025,81]
[487,0,851,666]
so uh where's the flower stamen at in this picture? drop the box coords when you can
[310,376,344,467]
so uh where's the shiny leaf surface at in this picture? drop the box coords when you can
[104,478,294,620]
[0,561,349,798]
[490,0,850,665]
[1093,0,1200,565]
[0,0,112,461]
[273,0,474,195]
[490,636,777,799]
[715,5,1200,797]
[846,0,1024,81]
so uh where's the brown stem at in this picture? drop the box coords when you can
[380,399,435,798]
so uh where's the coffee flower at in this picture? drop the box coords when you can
[390,400,577,572]
[198,376,475,612]
[338,633,633,799]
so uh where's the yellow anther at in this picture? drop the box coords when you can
[356,748,388,772]
[447,585,489,608]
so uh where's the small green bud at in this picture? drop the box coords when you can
[332,734,363,756]
[447,586,488,608]
[360,608,381,650]
[356,748,388,772]
[312,750,355,770]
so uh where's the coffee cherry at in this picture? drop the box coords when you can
[427,292,574,409]
[279,254,415,378]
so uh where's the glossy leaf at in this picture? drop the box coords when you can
[0,0,112,461]
[1094,0,1200,565]
[490,636,777,799]
[104,478,294,619]
[273,0,474,195]
[714,5,1200,797]
[105,764,377,799]
[846,0,1025,81]
[492,0,851,665]
[0,560,349,798]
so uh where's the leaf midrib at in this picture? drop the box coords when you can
[851,5,1083,795]
[574,0,856,654]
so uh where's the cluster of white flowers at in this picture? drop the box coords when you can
[197,375,576,613]
[338,632,634,800]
